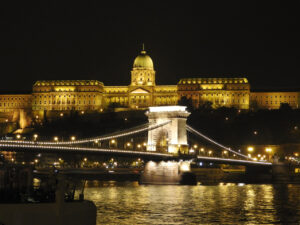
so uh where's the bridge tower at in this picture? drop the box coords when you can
[146,106,190,154]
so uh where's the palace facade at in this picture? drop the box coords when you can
[1,47,300,123]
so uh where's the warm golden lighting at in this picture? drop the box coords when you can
[266,148,272,153]
[84,158,87,162]
[127,142,131,146]
[247,146,254,152]
[294,152,299,157]
[16,134,21,139]
[71,136,76,141]
[54,136,58,141]
[111,139,115,144]
[200,148,204,152]
[60,113,64,117]
[193,144,198,149]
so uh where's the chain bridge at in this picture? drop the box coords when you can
[0,106,273,166]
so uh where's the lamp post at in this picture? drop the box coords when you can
[109,139,116,148]
[265,148,272,161]
[33,134,38,141]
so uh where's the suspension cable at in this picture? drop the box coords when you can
[186,125,251,160]
[0,121,171,146]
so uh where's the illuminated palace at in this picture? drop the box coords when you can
[1,47,300,123]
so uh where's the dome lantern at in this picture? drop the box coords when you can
[133,45,154,70]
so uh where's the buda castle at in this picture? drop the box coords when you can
[0,47,300,125]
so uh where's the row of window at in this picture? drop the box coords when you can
[259,101,296,105]
[253,95,296,99]
[34,100,97,105]
[0,103,29,107]
[34,88,100,92]
[0,97,30,101]
[34,95,98,98]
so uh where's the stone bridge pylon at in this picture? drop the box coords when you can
[146,106,190,154]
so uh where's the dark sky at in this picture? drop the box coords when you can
[1,1,300,92]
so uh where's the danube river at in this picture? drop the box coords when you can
[84,182,300,225]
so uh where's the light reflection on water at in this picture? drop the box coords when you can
[84,182,300,225]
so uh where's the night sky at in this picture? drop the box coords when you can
[1,1,300,93]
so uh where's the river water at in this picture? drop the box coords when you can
[84,182,300,225]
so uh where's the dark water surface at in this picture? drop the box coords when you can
[84,182,300,224]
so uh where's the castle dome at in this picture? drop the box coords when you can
[133,47,154,70]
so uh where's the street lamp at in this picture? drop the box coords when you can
[70,136,76,141]
[54,136,59,142]
[33,134,38,141]
[16,134,21,140]
[247,146,254,152]
[265,148,272,161]
[208,150,213,156]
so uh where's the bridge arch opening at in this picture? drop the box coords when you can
[146,106,190,154]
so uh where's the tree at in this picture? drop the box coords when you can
[279,103,292,111]
[178,96,193,111]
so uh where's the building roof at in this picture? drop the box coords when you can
[33,80,104,86]
[133,46,154,70]
[178,78,248,85]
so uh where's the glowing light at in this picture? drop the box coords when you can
[16,134,21,139]
[197,156,272,165]
[266,148,272,153]
[60,113,64,117]
[193,144,198,149]
[148,106,187,113]
[71,136,76,141]
[247,147,254,152]
[111,139,115,144]
[180,162,191,172]
[54,136,58,141]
